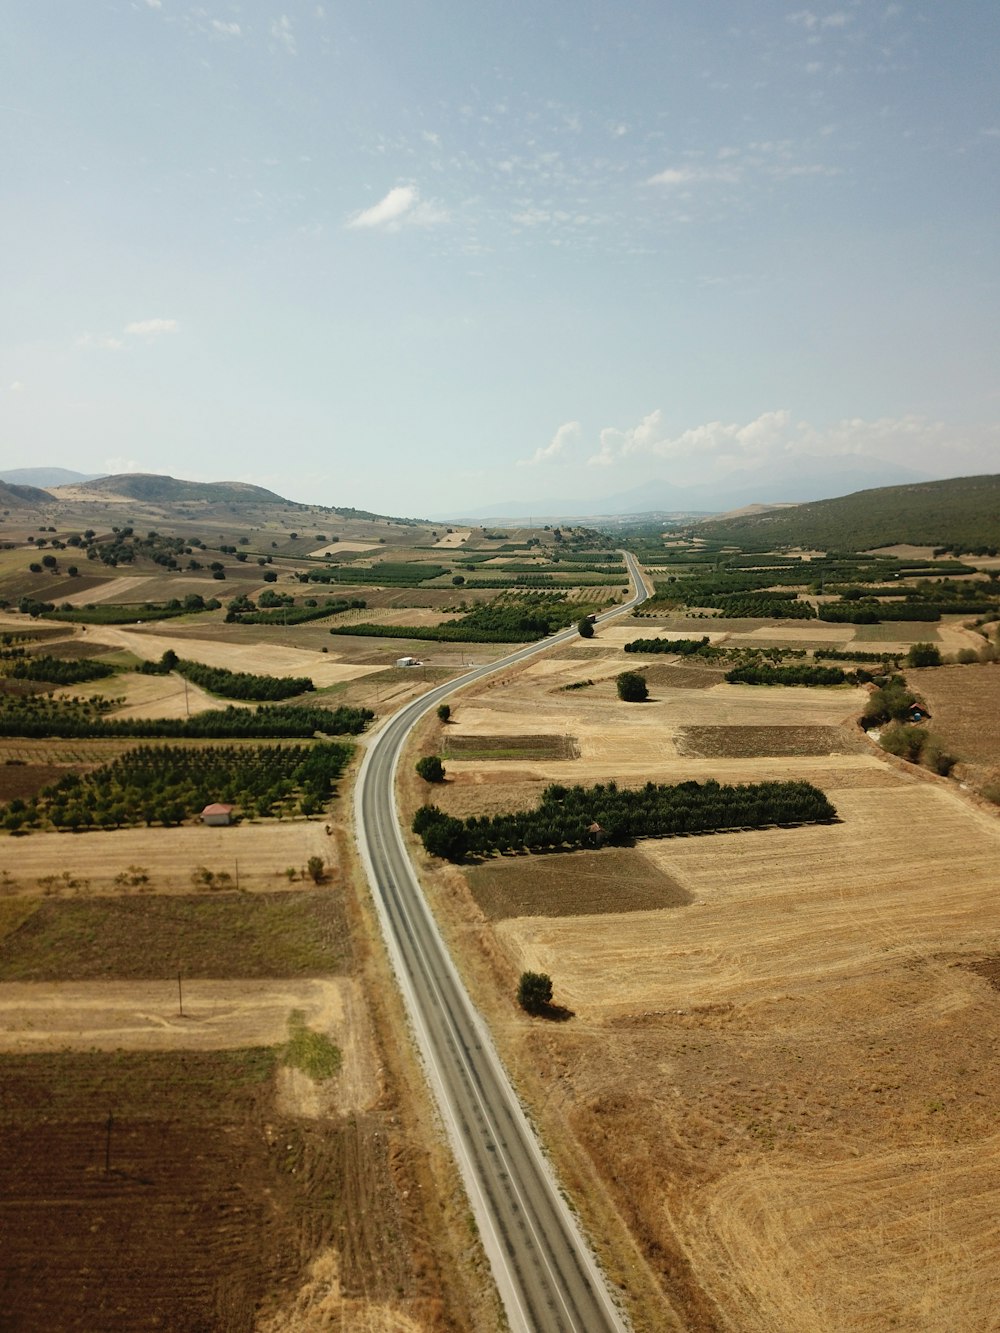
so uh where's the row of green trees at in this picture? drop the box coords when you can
[725,663,853,686]
[47,593,221,624]
[623,635,716,656]
[7,654,117,685]
[226,596,366,625]
[0,693,373,739]
[173,657,314,701]
[413,778,837,861]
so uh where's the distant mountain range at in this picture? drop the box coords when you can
[0,467,104,488]
[437,456,930,522]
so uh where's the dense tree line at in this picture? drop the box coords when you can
[413,778,837,861]
[4,741,352,833]
[307,561,448,586]
[624,635,718,656]
[725,663,853,686]
[0,693,372,739]
[817,603,941,624]
[173,658,314,701]
[814,648,903,664]
[227,596,366,625]
[7,655,117,685]
[47,593,220,625]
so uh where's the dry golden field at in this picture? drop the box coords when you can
[411,627,1000,1332]
[0,819,337,895]
[82,624,385,685]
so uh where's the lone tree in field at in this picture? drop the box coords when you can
[517,971,553,1014]
[577,615,595,639]
[436,703,451,723]
[616,670,648,702]
[416,754,446,783]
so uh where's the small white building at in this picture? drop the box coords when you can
[396,656,422,668]
[201,802,235,827]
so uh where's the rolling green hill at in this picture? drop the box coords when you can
[701,474,1000,551]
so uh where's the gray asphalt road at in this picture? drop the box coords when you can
[354,553,649,1332]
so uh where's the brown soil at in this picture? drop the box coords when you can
[467,847,691,920]
[676,724,865,759]
[0,762,94,802]
[0,1049,425,1332]
[912,663,1000,767]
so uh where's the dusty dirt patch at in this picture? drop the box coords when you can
[467,848,691,920]
[0,977,347,1052]
[310,540,381,556]
[676,725,865,759]
[0,892,352,981]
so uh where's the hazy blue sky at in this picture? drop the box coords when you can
[2,2,998,513]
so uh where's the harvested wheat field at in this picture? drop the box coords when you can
[419,629,1000,1332]
[0,819,337,896]
[443,676,865,784]
[496,784,1000,1016]
[83,625,385,685]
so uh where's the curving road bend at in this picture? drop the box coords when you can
[353,552,649,1332]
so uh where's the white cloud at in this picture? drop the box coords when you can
[271,15,296,54]
[124,318,179,336]
[788,9,851,31]
[585,408,995,478]
[518,421,580,467]
[345,185,447,231]
[144,0,161,8]
[210,20,241,37]
[646,165,740,187]
[2,380,25,393]
[77,333,125,350]
[104,457,143,474]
